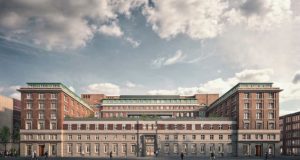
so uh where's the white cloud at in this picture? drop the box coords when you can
[98,22,124,37]
[143,0,293,40]
[0,0,146,50]
[148,68,274,95]
[84,83,120,95]
[0,85,21,100]
[143,0,227,39]
[152,50,185,68]
[125,37,140,48]
[125,81,136,88]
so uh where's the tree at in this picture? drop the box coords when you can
[0,126,11,152]
[12,123,20,143]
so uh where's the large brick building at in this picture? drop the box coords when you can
[18,82,282,158]
[280,111,300,155]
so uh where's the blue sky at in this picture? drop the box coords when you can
[0,0,299,115]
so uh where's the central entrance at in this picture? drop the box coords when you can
[142,135,157,156]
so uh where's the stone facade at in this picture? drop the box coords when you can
[18,82,282,158]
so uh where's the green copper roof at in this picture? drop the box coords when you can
[102,98,198,105]
[26,82,93,111]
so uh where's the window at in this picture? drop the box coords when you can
[209,144,215,152]
[256,122,263,129]
[269,112,275,119]
[131,135,135,140]
[174,144,178,154]
[51,103,57,109]
[86,144,90,153]
[269,103,275,109]
[191,144,196,153]
[38,134,45,140]
[242,134,251,140]
[256,93,262,99]
[183,144,187,153]
[113,144,118,153]
[174,135,178,140]
[26,93,32,99]
[50,122,57,130]
[244,103,249,109]
[26,112,32,119]
[256,112,262,119]
[77,144,82,153]
[183,135,186,140]
[228,135,232,140]
[87,135,90,140]
[267,134,275,140]
[68,135,72,140]
[104,135,108,140]
[201,135,205,140]
[122,135,126,140]
[122,144,126,153]
[50,134,57,140]
[51,93,57,99]
[269,93,274,99]
[51,112,56,119]
[200,144,205,153]
[256,103,262,109]
[244,113,249,120]
[210,135,214,140]
[64,95,68,102]
[95,144,100,153]
[219,135,223,140]
[78,135,81,140]
[165,135,169,140]
[67,144,72,153]
[38,121,45,130]
[192,135,196,140]
[26,122,32,130]
[131,144,136,153]
[38,93,45,99]
[244,122,250,129]
[96,135,99,140]
[26,145,32,156]
[38,102,45,109]
[104,144,109,153]
[218,144,224,153]
[268,122,275,129]
[64,105,68,112]
[26,103,32,109]
[244,93,250,99]
[255,134,263,140]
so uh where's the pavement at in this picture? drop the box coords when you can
[0,156,299,160]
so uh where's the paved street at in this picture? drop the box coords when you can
[0,156,299,160]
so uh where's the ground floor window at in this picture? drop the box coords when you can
[95,144,99,153]
[164,144,169,153]
[242,144,250,156]
[51,144,57,156]
[191,144,196,153]
[174,144,178,154]
[183,144,187,153]
[209,144,215,153]
[104,144,108,153]
[200,144,205,153]
[67,144,72,153]
[122,144,126,153]
[26,144,32,156]
[113,144,118,153]
[131,144,136,153]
